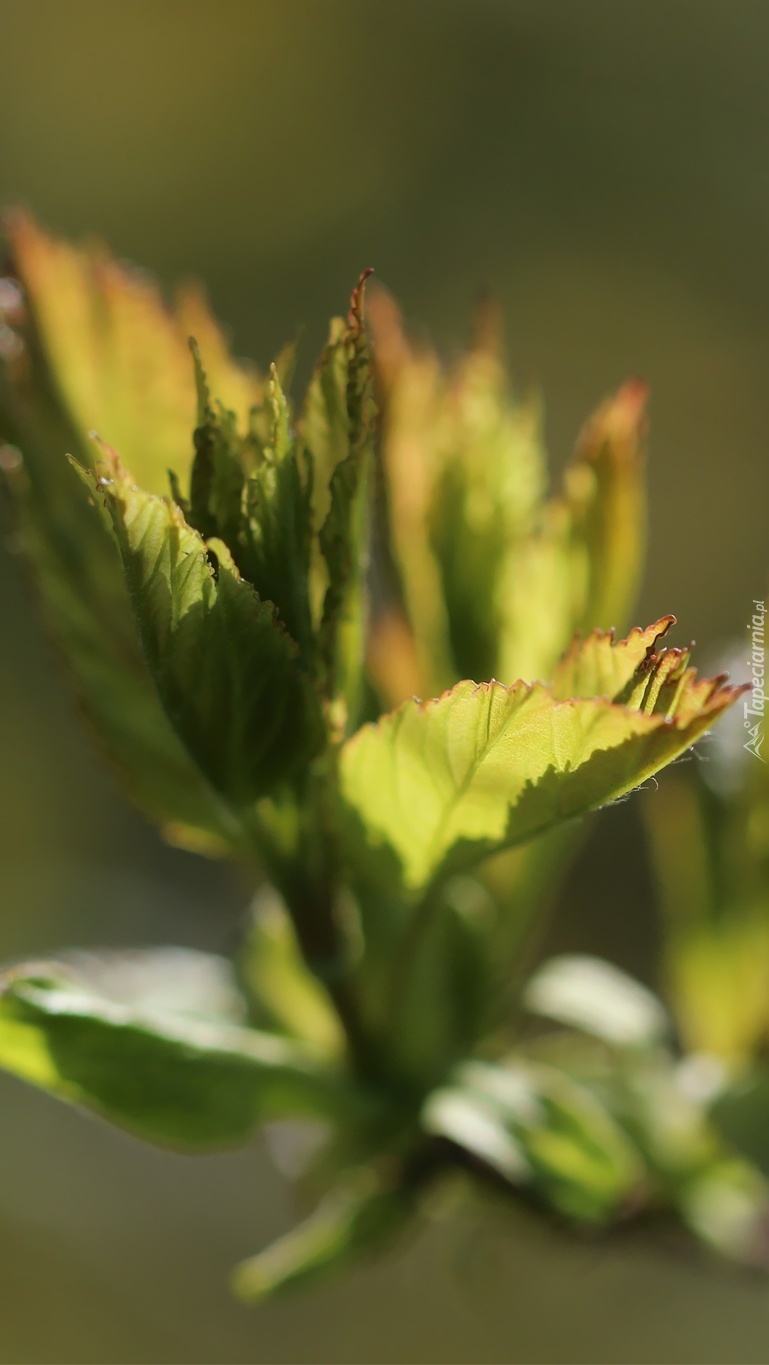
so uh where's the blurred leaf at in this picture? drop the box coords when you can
[369,292,645,698]
[424,1058,642,1224]
[1,211,262,494]
[79,451,324,808]
[232,1166,414,1301]
[646,767,769,1061]
[680,1158,769,1268]
[299,271,375,726]
[497,382,647,685]
[524,954,668,1049]
[339,625,745,891]
[381,894,491,1089]
[427,320,545,684]
[0,964,358,1149]
[241,888,345,1056]
[63,946,248,1024]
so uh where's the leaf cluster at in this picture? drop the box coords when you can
[0,216,758,1298]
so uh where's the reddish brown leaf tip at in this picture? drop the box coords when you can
[348,269,375,331]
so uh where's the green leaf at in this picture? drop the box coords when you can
[299,271,375,724]
[423,1058,643,1224]
[232,1167,414,1301]
[80,452,324,807]
[0,963,358,1149]
[185,350,315,660]
[524,955,669,1050]
[339,622,746,891]
[5,457,241,854]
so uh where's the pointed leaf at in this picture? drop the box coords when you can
[498,382,647,684]
[185,351,315,659]
[83,453,324,806]
[369,291,645,698]
[299,272,375,721]
[4,458,240,853]
[551,617,676,703]
[339,625,746,890]
[0,963,357,1149]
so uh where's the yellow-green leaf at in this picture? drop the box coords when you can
[339,624,745,891]
[2,211,262,493]
[497,382,647,684]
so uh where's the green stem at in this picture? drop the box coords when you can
[252,776,375,1075]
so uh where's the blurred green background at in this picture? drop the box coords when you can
[2,2,769,1360]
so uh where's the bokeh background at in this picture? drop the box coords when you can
[2,2,769,1361]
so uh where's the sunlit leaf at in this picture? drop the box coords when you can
[369,292,646,699]
[1,211,262,493]
[497,382,647,684]
[0,964,358,1149]
[79,451,324,807]
[339,624,745,890]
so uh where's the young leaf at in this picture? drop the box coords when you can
[5,457,242,854]
[185,351,315,660]
[369,291,646,698]
[497,382,647,685]
[339,624,746,891]
[0,964,358,1149]
[81,453,324,807]
[298,271,375,723]
[0,216,269,853]
[2,211,262,493]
